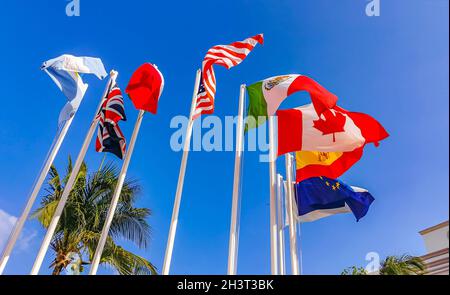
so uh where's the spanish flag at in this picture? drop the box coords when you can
[277,104,389,182]
[295,149,363,183]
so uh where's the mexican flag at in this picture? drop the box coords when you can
[246,74,338,129]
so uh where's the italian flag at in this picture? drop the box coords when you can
[246,74,338,129]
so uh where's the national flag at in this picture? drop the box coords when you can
[295,177,375,222]
[126,63,164,113]
[193,34,264,120]
[246,74,337,129]
[295,149,364,183]
[96,82,127,159]
[277,103,388,182]
[277,103,389,156]
[41,54,107,127]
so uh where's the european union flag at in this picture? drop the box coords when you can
[295,177,374,222]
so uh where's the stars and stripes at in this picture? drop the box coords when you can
[96,82,127,159]
[192,34,264,120]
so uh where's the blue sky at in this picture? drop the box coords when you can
[0,0,448,275]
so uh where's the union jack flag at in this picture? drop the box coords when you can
[96,82,127,159]
[192,34,264,120]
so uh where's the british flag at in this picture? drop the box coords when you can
[96,82,127,159]
[192,34,264,120]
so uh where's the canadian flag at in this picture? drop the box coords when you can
[277,104,389,156]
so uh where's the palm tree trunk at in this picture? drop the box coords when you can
[52,265,64,275]
[52,252,70,275]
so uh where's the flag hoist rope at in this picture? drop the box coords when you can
[285,153,300,275]
[30,71,117,275]
[89,109,146,275]
[0,115,75,275]
[227,84,246,275]
[162,69,201,275]
[268,116,279,275]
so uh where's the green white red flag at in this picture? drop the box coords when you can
[246,74,337,129]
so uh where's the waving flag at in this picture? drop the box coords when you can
[126,63,164,113]
[246,74,337,129]
[295,177,375,222]
[41,54,107,127]
[96,82,127,159]
[295,149,364,183]
[277,103,388,182]
[193,34,264,119]
[277,104,389,156]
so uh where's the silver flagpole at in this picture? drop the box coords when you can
[296,220,303,275]
[162,69,201,275]
[276,174,286,275]
[0,116,75,275]
[268,116,278,275]
[227,84,246,275]
[30,71,117,275]
[285,153,299,275]
[89,109,145,275]
[291,152,303,274]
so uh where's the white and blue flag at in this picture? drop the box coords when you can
[41,54,107,127]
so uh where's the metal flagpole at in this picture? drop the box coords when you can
[30,71,117,275]
[290,152,303,274]
[162,69,201,275]
[285,153,300,275]
[276,174,286,275]
[89,109,145,275]
[268,115,278,275]
[296,220,303,275]
[0,116,75,275]
[227,84,246,275]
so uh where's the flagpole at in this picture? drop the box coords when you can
[162,69,201,275]
[296,220,303,275]
[285,153,299,275]
[268,115,278,275]
[30,71,117,275]
[0,116,75,275]
[89,109,145,275]
[227,84,246,275]
[276,174,286,275]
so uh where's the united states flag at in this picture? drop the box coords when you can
[192,34,264,120]
[96,82,127,159]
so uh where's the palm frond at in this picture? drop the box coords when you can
[380,255,427,275]
[109,207,152,249]
[31,157,154,275]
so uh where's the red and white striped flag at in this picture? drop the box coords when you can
[192,34,264,120]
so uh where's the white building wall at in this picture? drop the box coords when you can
[420,222,449,254]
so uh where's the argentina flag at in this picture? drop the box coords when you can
[41,54,107,127]
[294,177,375,222]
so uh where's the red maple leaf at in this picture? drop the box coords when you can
[313,109,346,142]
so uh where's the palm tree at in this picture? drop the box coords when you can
[379,255,426,275]
[32,157,156,275]
[341,266,368,275]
